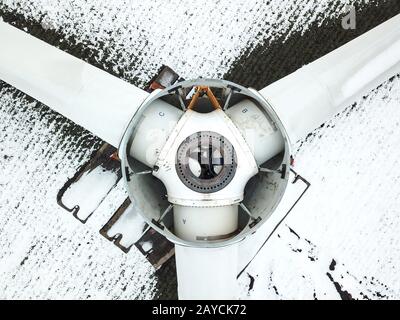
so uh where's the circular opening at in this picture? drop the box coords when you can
[176,131,237,193]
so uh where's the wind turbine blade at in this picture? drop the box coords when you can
[260,14,400,144]
[0,21,148,147]
[175,244,238,300]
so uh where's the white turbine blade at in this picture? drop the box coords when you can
[260,14,400,144]
[0,21,148,147]
[175,245,238,300]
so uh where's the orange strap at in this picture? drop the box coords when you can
[187,86,221,110]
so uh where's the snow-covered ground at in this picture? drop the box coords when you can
[0,0,399,299]
[240,75,400,299]
[0,85,156,299]
[0,0,368,84]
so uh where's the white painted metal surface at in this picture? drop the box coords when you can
[260,14,400,144]
[153,108,258,207]
[128,100,183,167]
[174,205,238,242]
[174,205,239,299]
[226,99,284,165]
[175,244,238,300]
[0,21,148,147]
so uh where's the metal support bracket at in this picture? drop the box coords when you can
[151,204,173,230]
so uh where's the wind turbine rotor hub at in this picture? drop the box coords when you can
[120,79,291,247]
